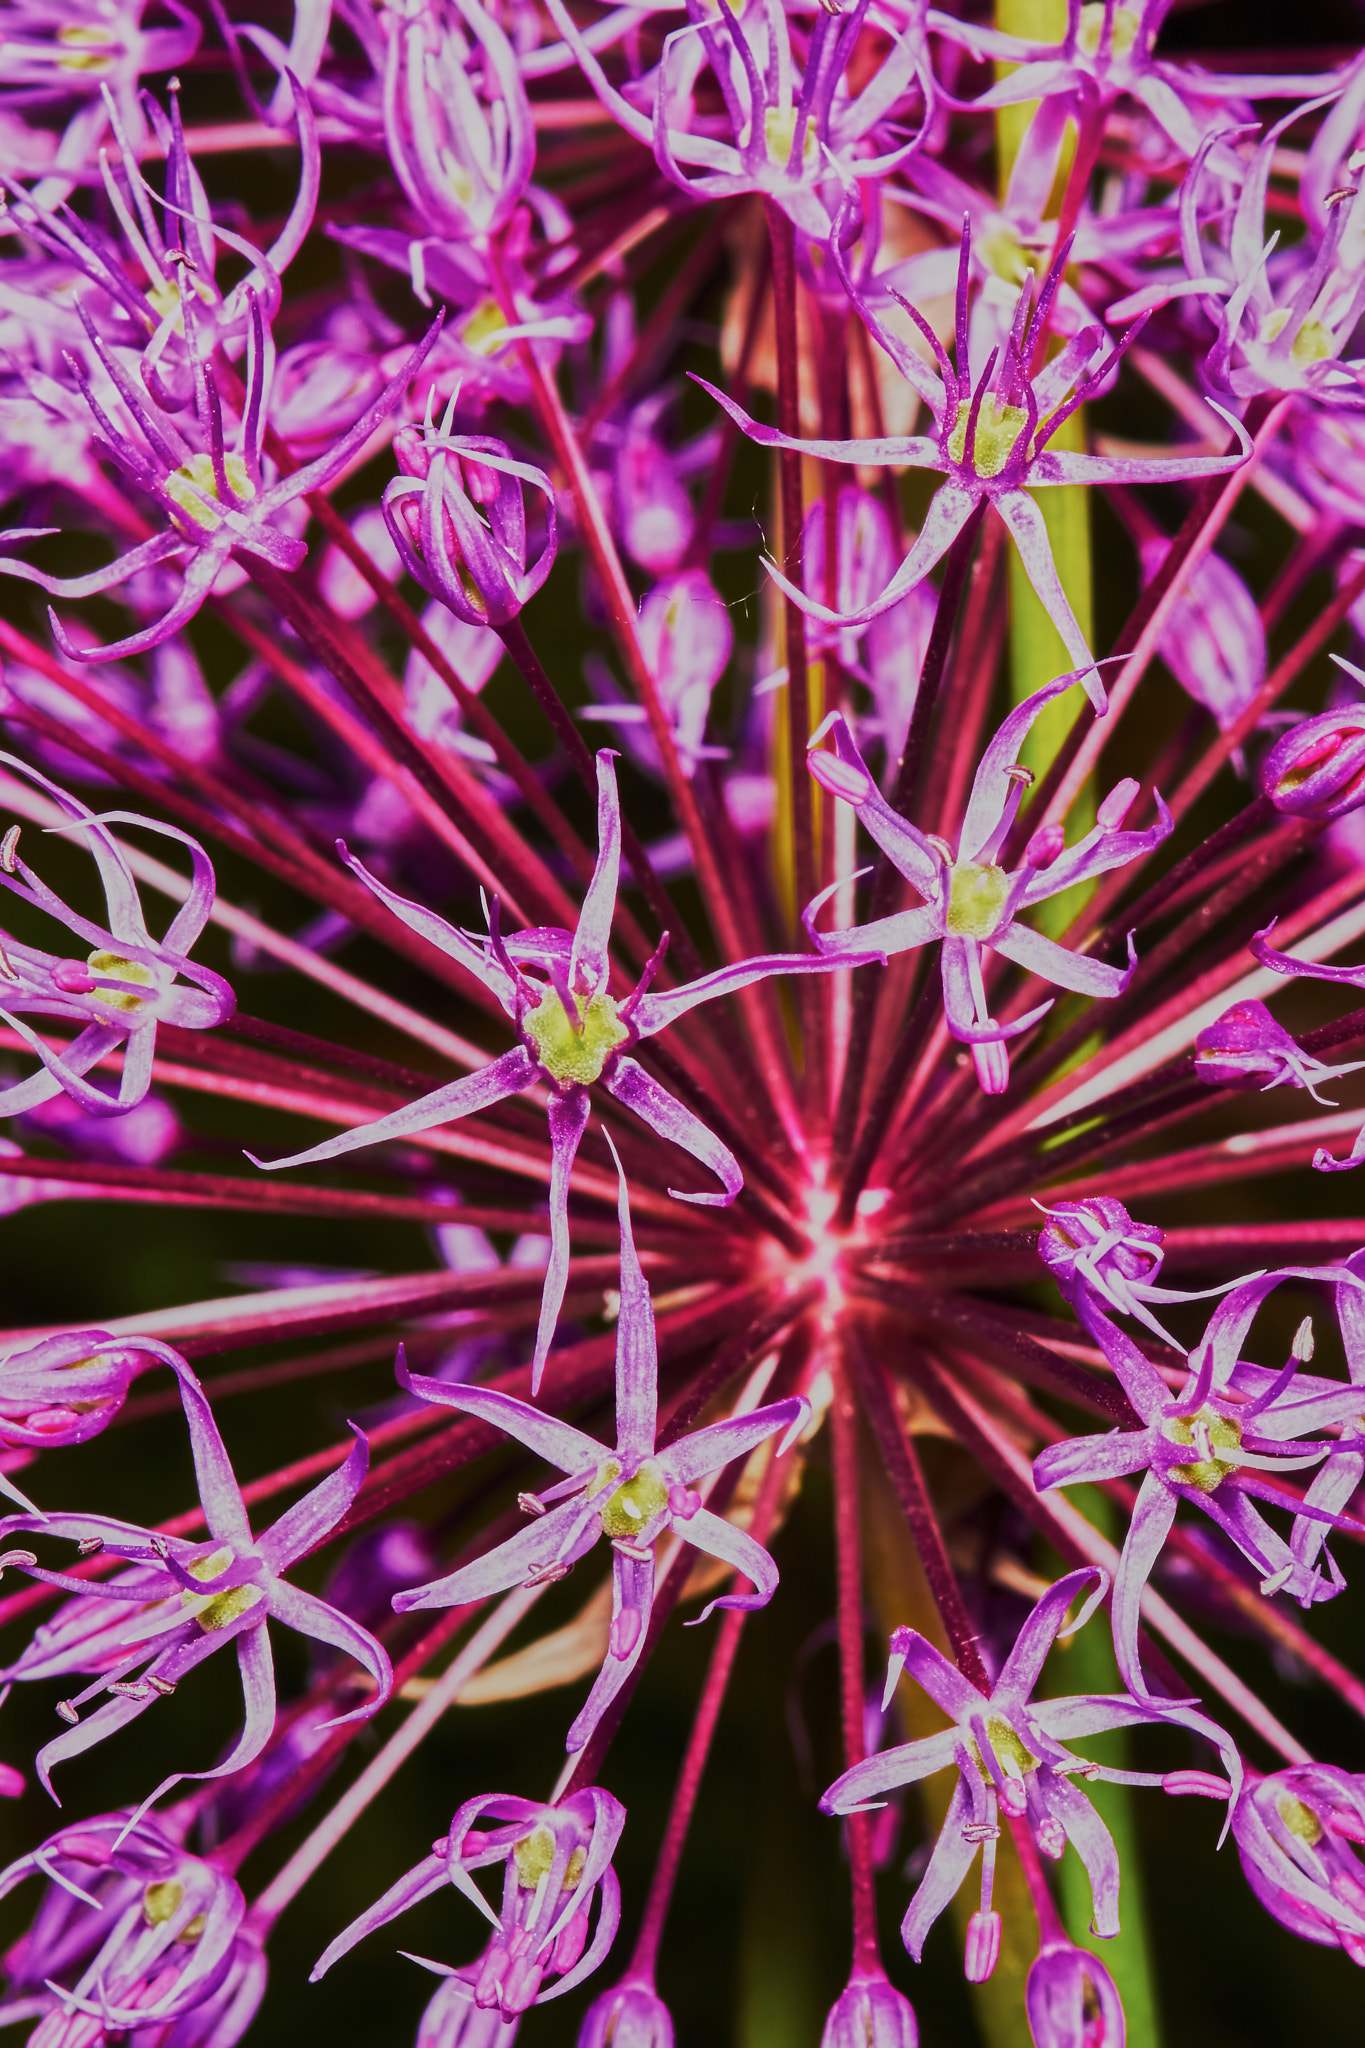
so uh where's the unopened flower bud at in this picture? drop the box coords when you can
[821,1968,918,2047]
[965,1909,1003,1983]
[1024,823,1065,869]
[1095,778,1139,832]
[578,1978,674,2048]
[1260,707,1365,821]
[809,749,874,803]
[1233,1764,1365,1956]
[1025,1937,1125,2048]
[971,1039,1011,1096]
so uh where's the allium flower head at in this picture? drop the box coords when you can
[0,758,233,1121]
[313,1786,626,2019]
[386,1147,809,1752]
[253,749,877,1385]
[803,677,1170,1090]
[696,221,1250,698]
[822,1569,1241,1975]
[381,0,536,245]
[0,1813,246,2041]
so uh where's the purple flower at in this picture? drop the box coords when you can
[1248,918,1365,1169]
[821,1569,1240,1976]
[312,1786,625,2019]
[0,1361,391,1802]
[388,1150,809,1753]
[1170,104,1365,408]
[0,758,234,1121]
[0,284,440,661]
[382,402,557,630]
[933,2,1342,163]
[251,749,878,1386]
[1025,1937,1125,2048]
[1036,1194,1238,1347]
[578,1976,674,2048]
[1034,1265,1365,1694]
[545,0,933,241]
[417,1963,522,2047]
[802,678,1170,1091]
[0,1813,247,2041]
[820,1968,918,2048]
[1232,1764,1365,1962]
[1195,999,1365,1102]
[0,1329,163,1486]
[694,223,1249,703]
[381,0,535,244]
[1259,661,1365,819]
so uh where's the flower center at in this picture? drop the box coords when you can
[947,395,1030,480]
[969,1715,1037,1782]
[524,987,628,1086]
[764,106,816,172]
[512,1824,586,1891]
[980,226,1034,288]
[56,25,116,71]
[180,1544,264,1632]
[462,299,510,357]
[164,452,253,532]
[1164,1405,1242,1492]
[1275,1792,1324,1845]
[945,861,1011,939]
[598,1459,670,1541]
[85,951,154,1014]
[1077,4,1139,57]
[143,1880,184,1926]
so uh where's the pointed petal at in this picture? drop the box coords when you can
[991,921,1134,1000]
[994,1569,1107,1703]
[396,1373,607,1472]
[311,1855,449,1981]
[663,1395,810,1486]
[603,1133,657,1461]
[172,1366,252,1548]
[338,846,517,1007]
[266,1579,392,1717]
[569,753,621,998]
[681,1507,778,1622]
[258,1424,369,1570]
[902,1777,978,1961]
[606,1055,740,1210]
[393,1498,602,1612]
[994,492,1103,709]
[565,1549,653,1752]
[247,1047,536,1172]
[630,948,883,1037]
[958,671,1094,861]
[821,1728,962,1811]
[1043,1773,1121,1937]
[1111,1473,1177,1697]
[532,1089,592,1394]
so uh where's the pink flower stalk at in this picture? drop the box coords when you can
[312,1786,626,2018]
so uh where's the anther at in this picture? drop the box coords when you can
[55,1700,79,1726]
[0,1550,37,1576]
[77,1538,104,1556]
[0,826,20,874]
[524,1561,571,1587]
[109,1681,154,1700]
[1003,764,1034,787]
[1292,1316,1315,1363]
[1259,1565,1294,1597]
[960,1822,1000,1844]
[147,1675,177,1696]
[517,1492,547,1517]
[1326,188,1359,207]
[924,834,954,865]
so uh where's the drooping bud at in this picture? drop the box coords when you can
[577,1976,674,2047]
[1025,1937,1126,2048]
[383,410,557,630]
[1260,700,1365,822]
[820,1967,918,2047]
[965,1909,1003,1983]
[1194,999,1365,1103]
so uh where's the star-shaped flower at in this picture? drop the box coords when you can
[1034,1266,1365,1694]
[0,1361,391,1805]
[252,749,879,1386]
[0,757,234,1122]
[387,1148,810,1755]
[801,675,1170,1091]
[694,222,1249,702]
[822,1568,1241,1978]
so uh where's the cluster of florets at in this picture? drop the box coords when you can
[5,5,1365,2048]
